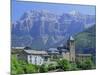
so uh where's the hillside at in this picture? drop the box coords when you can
[75,25,96,54]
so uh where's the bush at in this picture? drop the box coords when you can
[25,64,38,73]
[11,55,39,74]
[11,55,25,75]
[82,59,94,70]
[57,59,71,71]
[39,64,48,73]
[48,63,56,71]
[70,63,78,70]
[76,58,94,70]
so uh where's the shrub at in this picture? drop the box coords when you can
[57,59,71,71]
[11,55,39,74]
[48,63,56,71]
[39,64,48,73]
[70,63,78,70]
[76,58,94,70]
[11,55,25,74]
[25,64,38,73]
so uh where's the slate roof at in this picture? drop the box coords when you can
[47,48,59,54]
[24,50,48,55]
[48,48,58,51]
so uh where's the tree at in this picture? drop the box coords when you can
[57,59,71,71]
[48,63,56,71]
[11,54,39,74]
[76,58,94,70]
[25,64,38,73]
[11,64,17,75]
[82,59,94,70]
[39,64,48,73]
[11,55,25,75]
[70,63,78,70]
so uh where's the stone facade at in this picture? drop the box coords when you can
[66,36,76,62]
[76,54,92,61]
[62,52,70,61]
[17,50,49,65]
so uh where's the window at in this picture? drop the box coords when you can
[17,54,20,58]
[29,55,32,63]
[35,56,37,65]
[30,55,32,59]
[40,58,41,64]
[44,57,48,61]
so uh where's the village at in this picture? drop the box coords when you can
[11,36,92,66]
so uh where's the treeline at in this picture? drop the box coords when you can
[75,25,96,54]
[11,55,95,75]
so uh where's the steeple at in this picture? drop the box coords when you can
[69,36,74,41]
[67,36,75,62]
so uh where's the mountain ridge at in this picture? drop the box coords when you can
[11,9,96,50]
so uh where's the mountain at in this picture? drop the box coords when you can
[75,25,96,54]
[11,9,96,50]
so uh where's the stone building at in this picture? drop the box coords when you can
[76,54,92,61]
[57,36,92,62]
[17,50,49,65]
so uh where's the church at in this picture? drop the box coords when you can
[56,36,92,62]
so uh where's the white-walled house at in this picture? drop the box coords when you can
[17,50,49,65]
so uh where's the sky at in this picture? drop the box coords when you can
[12,0,96,22]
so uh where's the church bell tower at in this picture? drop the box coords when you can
[67,36,75,62]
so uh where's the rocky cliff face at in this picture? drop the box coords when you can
[11,9,96,49]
